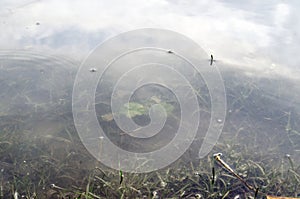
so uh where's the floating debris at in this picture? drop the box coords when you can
[99,136,104,140]
[89,68,97,72]
[36,22,40,26]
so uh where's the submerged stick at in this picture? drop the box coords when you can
[213,153,259,197]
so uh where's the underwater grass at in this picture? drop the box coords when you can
[0,61,300,198]
[0,123,299,199]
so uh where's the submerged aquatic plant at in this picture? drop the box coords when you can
[101,99,175,122]
[0,55,300,198]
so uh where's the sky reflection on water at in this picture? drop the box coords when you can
[0,0,299,78]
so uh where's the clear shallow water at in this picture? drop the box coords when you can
[0,49,299,198]
[0,1,300,198]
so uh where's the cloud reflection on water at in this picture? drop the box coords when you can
[0,0,299,79]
